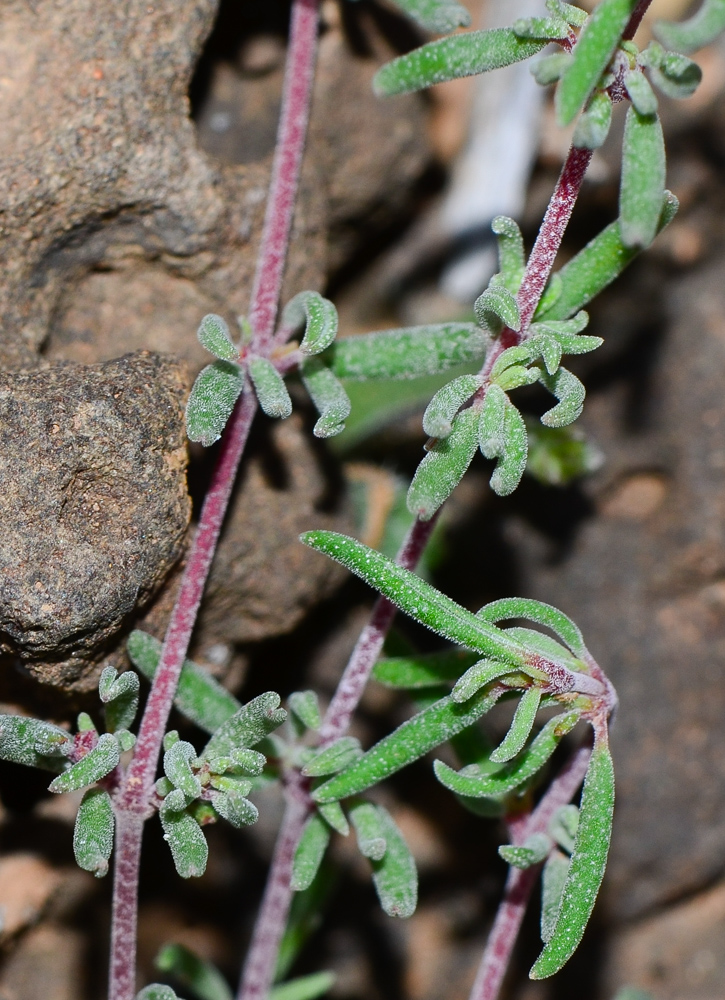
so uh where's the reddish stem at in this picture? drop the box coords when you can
[108,813,145,1000]
[623,0,654,40]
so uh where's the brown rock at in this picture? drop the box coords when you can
[0,924,85,1000]
[0,854,63,943]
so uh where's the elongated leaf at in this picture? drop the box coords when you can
[478,384,506,459]
[197,314,238,362]
[491,216,525,293]
[513,16,570,40]
[302,737,362,778]
[318,800,349,836]
[531,735,615,978]
[292,813,331,891]
[186,361,245,447]
[349,800,387,861]
[531,51,573,86]
[160,799,209,878]
[136,987,180,1000]
[620,107,666,249]
[549,804,579,853]
[370,805,418,918]
[573,90,613,148]
[532,335,563,376]
[477,596,586,657]
[540,849,571,942]
[556,0,638,125]
[300,531,526,664]
[498,832,551,869]
[313,687,502,803]
[490,402,528,496]
[164,741,202,800]
[373,29,546,98]
[49,733,120,793]
[210,788,258,828]
[300,359,350,438]
[248,356,293,419]
[374,649,481,690]
[495,365,539,392]
[74,788,114,878]
[642,40,702,98]
[451,659,525,704]
[490,687,543,763]
[270,972,336,1000]
[505,627,580,670]
[547,0,588,28]
[0,715,71,769]
[384,0,471,33]
[474,285,521,334]
[283,291,338,357]
[433,710,581,798]
[537,192,678,321]
[99,666,140,733]
[407,407,479,520]
[624,69,657,115]
[201,692,287,761]
[328,324,487,381]
[127,631,240,735]
[538,367,585,427]
[423,374,482,439]
[288,691,321,731]
[654,0,725,53]
[155,943,232,1000]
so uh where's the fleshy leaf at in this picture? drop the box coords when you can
[555,0,638,126]
[201,692,287,761]
[127,631,240,735]
[422,374,482,439]
[318,801,349,836]
[248,356,293,419]
[49,733,120,793]
[546,0,588,28]
[0,715,72,769]
[505,627,580,670]
[498,832,551,869]
[540,849,571,942]
[433,710,581,797]
[270,972,336,1000]
[451,659,528,704]
[313,687,502,803]
[573,90,613,148]
[328,324,487,381]
[538,366,585,428]
[164,740,202,800]
[99,666,140,733]
[474,285,521,334]
[370,805,418,918]
[490,687,543,763]
[349,800,387,861]
[531,735,615,978]
[302,737,362,778]
[641,40,702,98]
[385,0,471,33]
[136,987,181,1000]
[619,107,666,250]
[155,943,233,1000]
[209,789,259,828]
[197,314,238,362]
[549,804,580,853]
[491,216,525,293]
[624,69,658,115]
[531,51,573,86]
[489,401,529,496]
[74,788,115,878]
[478,384,506,459]
[299,358,351,438]
[283,291,338,357]
[373,29,547,98]
[494,365,540,392]
[300,531,526,665]
[407,407,479,520]
[373,650,480,690]
[291,813,331,891]
[654,0,725,53]
[186,361,245,447]
[160,798,209,878]
[288,691,321,731]
[476,596,587,658]
[513,16,570,40]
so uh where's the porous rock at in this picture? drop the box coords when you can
[0,352,190,690]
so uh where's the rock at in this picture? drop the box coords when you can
[0,924,85,1000]
[0,352,190,691]
[0,854,63,943]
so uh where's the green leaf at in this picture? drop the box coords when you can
[374,649,481,690]
[288,691,321,731]
[370,805,418,918]
[540,849,571,942]
[433,710,581,797]
[505,627,580,670]
[201,692,287,761]
[474,285,521,334]
[451,659,528,704]
[127,631,240,735]
[186,361,245,447]
[373,29,547,98]
[549,804,580,853]
[556,0,638,126]
[538,366,585,428]
[531,51,573,86]
[477,596,587,657]
[248,356,293,419]
[537,192,678,322]
[48,733,120,793]
[407,407,480,520]
[384,0,471,33]
[533,335,563,376]
[477,383,506,459]
[642,41,702,98]
[209,788,259,828]
[99,666,140,733]
[155,943,232,1000]
[624,69,658,115]
[422,374,482,439]
[136,987,181,1000]
[546,0,588,28]
[490,686,543,763]
[498,832,551,868]
[328,324,487,381]
[488,400,529,497]
[77,712,96,733]
[302,738,362,777]
[619,107,666,250]
[513,16,570,40]
[276,864,336,981]
[491,216,525,293]
[573,90,613,149]
[160,798,208,878]
[299,359,351,438]
[300,531,526,665]
[164,740,202,800]
[349,800,387,861]
[530,735,615,978]
[494,365,540,392]
[0,715,72,769]
[283,291,338,357]
[197,314,238,362]
[654,0,725,53]
[292,813,331,891]
[270,972,336,1000]
[73,788,114,878]
[313,687,502,803]
[318,800,349,836]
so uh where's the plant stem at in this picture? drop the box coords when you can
[623,0,654,40]
[468,745,592,1000]
[108,0,321,995]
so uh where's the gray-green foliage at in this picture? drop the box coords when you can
[381,0,471,33]
[327,324,487,381]
[369,805,418,918]
[136,987,181,1000]
[0,715,71,769]
[49,733,121,793]
[74,788,115,878]
[292,813,331,891]
[283,291,338,357]
[620,106,666,249]
[299,358,351,438]
[655,0,725,53]
[186,361,245,447]
[99,665,139,733]
[248,356,293,419]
